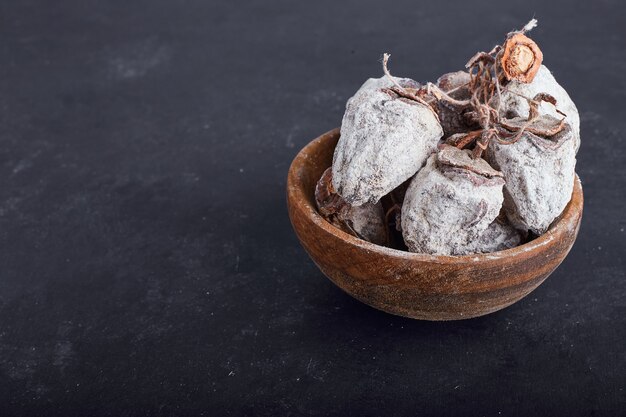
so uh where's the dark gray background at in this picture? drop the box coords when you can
[0,0,624,416]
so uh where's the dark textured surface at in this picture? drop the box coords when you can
[0,1,623,416]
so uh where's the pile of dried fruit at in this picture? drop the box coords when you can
[315,20,579,255]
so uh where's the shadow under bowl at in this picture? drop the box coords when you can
[287,128,583,320]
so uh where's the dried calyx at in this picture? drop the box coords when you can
[437,144,504,179]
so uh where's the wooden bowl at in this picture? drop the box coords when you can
[287,128,584,320]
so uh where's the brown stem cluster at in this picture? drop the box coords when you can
[382,19,566,159]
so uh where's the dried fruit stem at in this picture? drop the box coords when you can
[382,53,438,111]
[384,20,563,161]
[434,19,566,158]
[426,83,470,107]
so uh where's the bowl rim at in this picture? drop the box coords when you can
[288,128,583,265]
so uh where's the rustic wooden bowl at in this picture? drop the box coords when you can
[287,128,583,320]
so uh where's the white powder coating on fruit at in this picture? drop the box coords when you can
[332,76,443,206]
[315,167,388,246]
[486,124,577,235]
[343,203,388,245]
[465,219,523,254]
[497,65,580,152]
[401,148,505,255]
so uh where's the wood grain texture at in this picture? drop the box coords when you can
[287,128,584,320]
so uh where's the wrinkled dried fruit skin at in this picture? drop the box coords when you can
[466,218,523,254]
[343,203,388,246]
[485,124,576,235]
[332,76,443,206]
[435,71,478,138]
[496,65,580,152]
[401,148,505,255]
[315,167,388,246]
[315,167,347,218]
[437,71,471,94]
